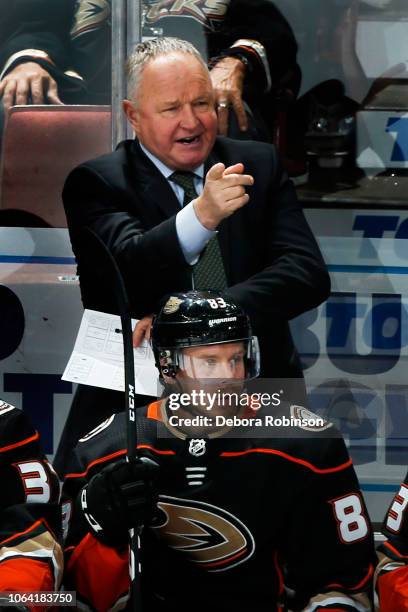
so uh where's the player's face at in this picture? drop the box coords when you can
[175,341,246,418]
[180,342,246,381]
[124,53,217,171]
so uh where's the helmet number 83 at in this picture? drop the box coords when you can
[207,298,227,309]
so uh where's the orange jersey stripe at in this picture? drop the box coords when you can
[65,445,175,480]
[202,547,247,568]
[383,539,408,560]
[64,449,127,479]
[0,431,39,453]
[327,563,374,591]
[220,448,353,474]
[0,518,48,547]
[273,551,284,596]
[137,444,175,455]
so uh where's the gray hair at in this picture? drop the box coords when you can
[126,37,208,104]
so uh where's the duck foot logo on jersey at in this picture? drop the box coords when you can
[189,438,206,456]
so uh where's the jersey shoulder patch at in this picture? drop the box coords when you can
[290,404,332,432]
[0,400,16,416]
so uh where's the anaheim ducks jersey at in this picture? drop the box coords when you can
[63,401,375,612]
[0,400,63,600]
[376,470,408,611]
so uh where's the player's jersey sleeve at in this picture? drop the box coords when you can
[376,470,408,611]
[281,435,375,612]
[62,415,130,612]
[218,0,299,91]
[0,401,63,600]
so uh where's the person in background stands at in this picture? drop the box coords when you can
[0,0,300,143]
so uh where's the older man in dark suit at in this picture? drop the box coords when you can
[57,37,329,474]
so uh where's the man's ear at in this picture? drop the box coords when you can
[123,99,140,135]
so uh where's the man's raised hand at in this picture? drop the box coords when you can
[194,162,254,230]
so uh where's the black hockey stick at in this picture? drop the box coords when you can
[79,228,141,611]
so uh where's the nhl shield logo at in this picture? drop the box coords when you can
[189,439,206,457]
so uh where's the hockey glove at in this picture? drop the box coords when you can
[80,457,159,547]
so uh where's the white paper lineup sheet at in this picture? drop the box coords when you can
[62,309,159,396]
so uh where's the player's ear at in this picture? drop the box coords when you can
[123,99,141,135]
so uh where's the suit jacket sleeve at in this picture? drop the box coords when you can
[212,0,298,91]
[63,159,192,318]
[0,0,74,75]
[223,141,330,330]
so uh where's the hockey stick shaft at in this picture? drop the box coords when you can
[80,228,141,611]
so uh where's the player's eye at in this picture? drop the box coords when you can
[229,355,245,370]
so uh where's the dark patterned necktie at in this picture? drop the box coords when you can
[169,171,228,290]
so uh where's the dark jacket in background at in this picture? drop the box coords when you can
[0,1,300,126]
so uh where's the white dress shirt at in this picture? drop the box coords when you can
[140,143,215,265]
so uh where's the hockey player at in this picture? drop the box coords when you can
[62,290,376,611]
[0,400,62,608]
[376,470,408,610]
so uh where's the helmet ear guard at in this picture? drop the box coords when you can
[158,349,179,379]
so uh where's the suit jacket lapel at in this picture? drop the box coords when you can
[128,140,181,218]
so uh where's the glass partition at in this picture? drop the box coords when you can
[1,1,407,520]
[0,1,115,457]
[288,0,408,206]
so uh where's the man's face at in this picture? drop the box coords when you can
[124,52,218,171]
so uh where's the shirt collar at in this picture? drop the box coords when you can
[140,142,204,180]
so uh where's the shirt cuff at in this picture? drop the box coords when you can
[230,39,272,92]
[176,201,216,265]
[0,49,55,81]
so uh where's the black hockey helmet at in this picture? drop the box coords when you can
[151,290,260,379]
